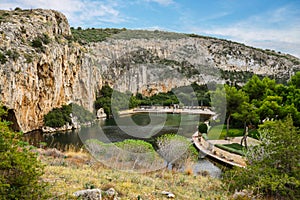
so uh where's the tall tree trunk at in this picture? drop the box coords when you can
[226,114,231,140]
[241,122,248,149]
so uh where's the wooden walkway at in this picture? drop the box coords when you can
[192,132,246,168]
[119,108,215,116]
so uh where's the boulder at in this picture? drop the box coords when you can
[97,108,106,119]
[105,188,116,197]
[73,188,102,200]
[161,191,175,198]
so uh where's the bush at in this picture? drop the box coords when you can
[44,105,72,128]
[71,28,125,44]
[0,52,7,64]
[156,134,198,168]
[223,116,300,199]
[31,38,43,48]
[85,139,164,172]
[14,7,22,11]
[30,34,50,52]
[44,104,95,128]
[198,122,208,133]
[5,49,19,61]
[115,139,155,154]
[0,105,48,199]
[71,103,94,123]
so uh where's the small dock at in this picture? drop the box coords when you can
[192,132,246,168]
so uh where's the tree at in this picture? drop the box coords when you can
[198,122,208,133]
[156,134,197,169]
[211,85,249,139]
[210,85,226,122]
[232,102,259,148]
[0,105,47,199]
[289,71,300,89]
[243,75,266,101]
[223,116,300,199]
[224,85,248,139]
[257,95,282,121]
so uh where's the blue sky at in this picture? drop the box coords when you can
[1,0,300,57]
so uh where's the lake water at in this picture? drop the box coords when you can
[24,113,221,177]
[25,113,208,149]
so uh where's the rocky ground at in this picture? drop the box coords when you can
[39,148,229,199]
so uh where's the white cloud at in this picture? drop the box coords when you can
[0,0,127,27]
[187,6,300,58]
[145,0,174,6]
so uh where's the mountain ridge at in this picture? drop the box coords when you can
[0,8,299,132]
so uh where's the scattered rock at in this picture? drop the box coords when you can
[105,188,119,199]
[73,188,102,200]
[233,189,254,199]
[42,123,74,133]
[161,191,175,198]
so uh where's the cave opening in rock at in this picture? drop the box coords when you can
[1,107,21,131]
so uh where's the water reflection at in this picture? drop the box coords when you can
[25,113,202,149]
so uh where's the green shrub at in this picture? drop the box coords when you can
[44,104,95,128]
[14,7,22,11]
[71,103,94,123]
[24,53,33,63]
[5,49,19,61]
[0,105,48,199]
[44,105,72,128]
[30,34,50,52]
[41,33,50,45]
[115,139,155,153]
[156,134,198,168]
[0,52,7,64]
[2,13,9,17]
[223,116,300,199]
[31,38,43,48]
[198,122,208,133]
[71,28,126,44]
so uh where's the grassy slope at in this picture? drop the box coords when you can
[207,125,259,140]
[41,150,228,199]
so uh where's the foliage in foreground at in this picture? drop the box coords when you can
[0,105,47,199]
[223,116,300,199]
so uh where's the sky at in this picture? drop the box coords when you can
[1,0,300,58]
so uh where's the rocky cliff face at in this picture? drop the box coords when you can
[0,9,299,132]
[87,30,300,95]
[0,9,101,132]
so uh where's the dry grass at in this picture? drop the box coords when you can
[40,149,230,199]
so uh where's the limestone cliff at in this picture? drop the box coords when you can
[0,9,101,132]
[0,9,299,132]
[87,31,300,95]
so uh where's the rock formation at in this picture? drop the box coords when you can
[0,9,101,132]
[0,9,299,132]
[89,32,300,94]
